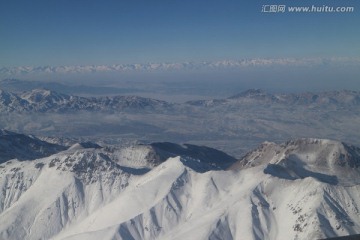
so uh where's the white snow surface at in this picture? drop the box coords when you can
[0,138,360,240]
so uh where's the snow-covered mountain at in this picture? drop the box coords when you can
[188,89,360,107]
[2,87,360,114]
[1,131,360,240]
[1,87,360,113]
[1,57,359,77]
[0,89,30,112]
[0,88,172,113]
[1,88,360,158]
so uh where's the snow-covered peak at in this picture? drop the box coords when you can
[0,136,360,240]
[233,138,360,185]
[235,139,353,167]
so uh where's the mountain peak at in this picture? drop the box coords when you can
[233,138,360,184]
[1,135,360,239]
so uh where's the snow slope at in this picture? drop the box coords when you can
[0,136,360,240]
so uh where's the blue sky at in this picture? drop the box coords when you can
[1,0,359,67]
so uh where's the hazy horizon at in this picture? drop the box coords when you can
[1,59,359,101]
[1,0,359,95]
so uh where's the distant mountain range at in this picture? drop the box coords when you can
[0,130,360,239]
[1,57,359,77]
[0,88,171,113]
[1,87,360,114]
[188,88,360,107]
[1,85,360,158]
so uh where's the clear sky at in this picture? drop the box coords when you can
[1,0,359,67]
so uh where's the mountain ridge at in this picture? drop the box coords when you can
[0,131,360,240]
[1,87,360,114]
[0,88,173,113]
[188,89,360,107]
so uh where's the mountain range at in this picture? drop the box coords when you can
[1,87,360,114]
[1,57,359,77]
[1,87,360,158]
[0,130,359,239]
[0,88,171,113]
